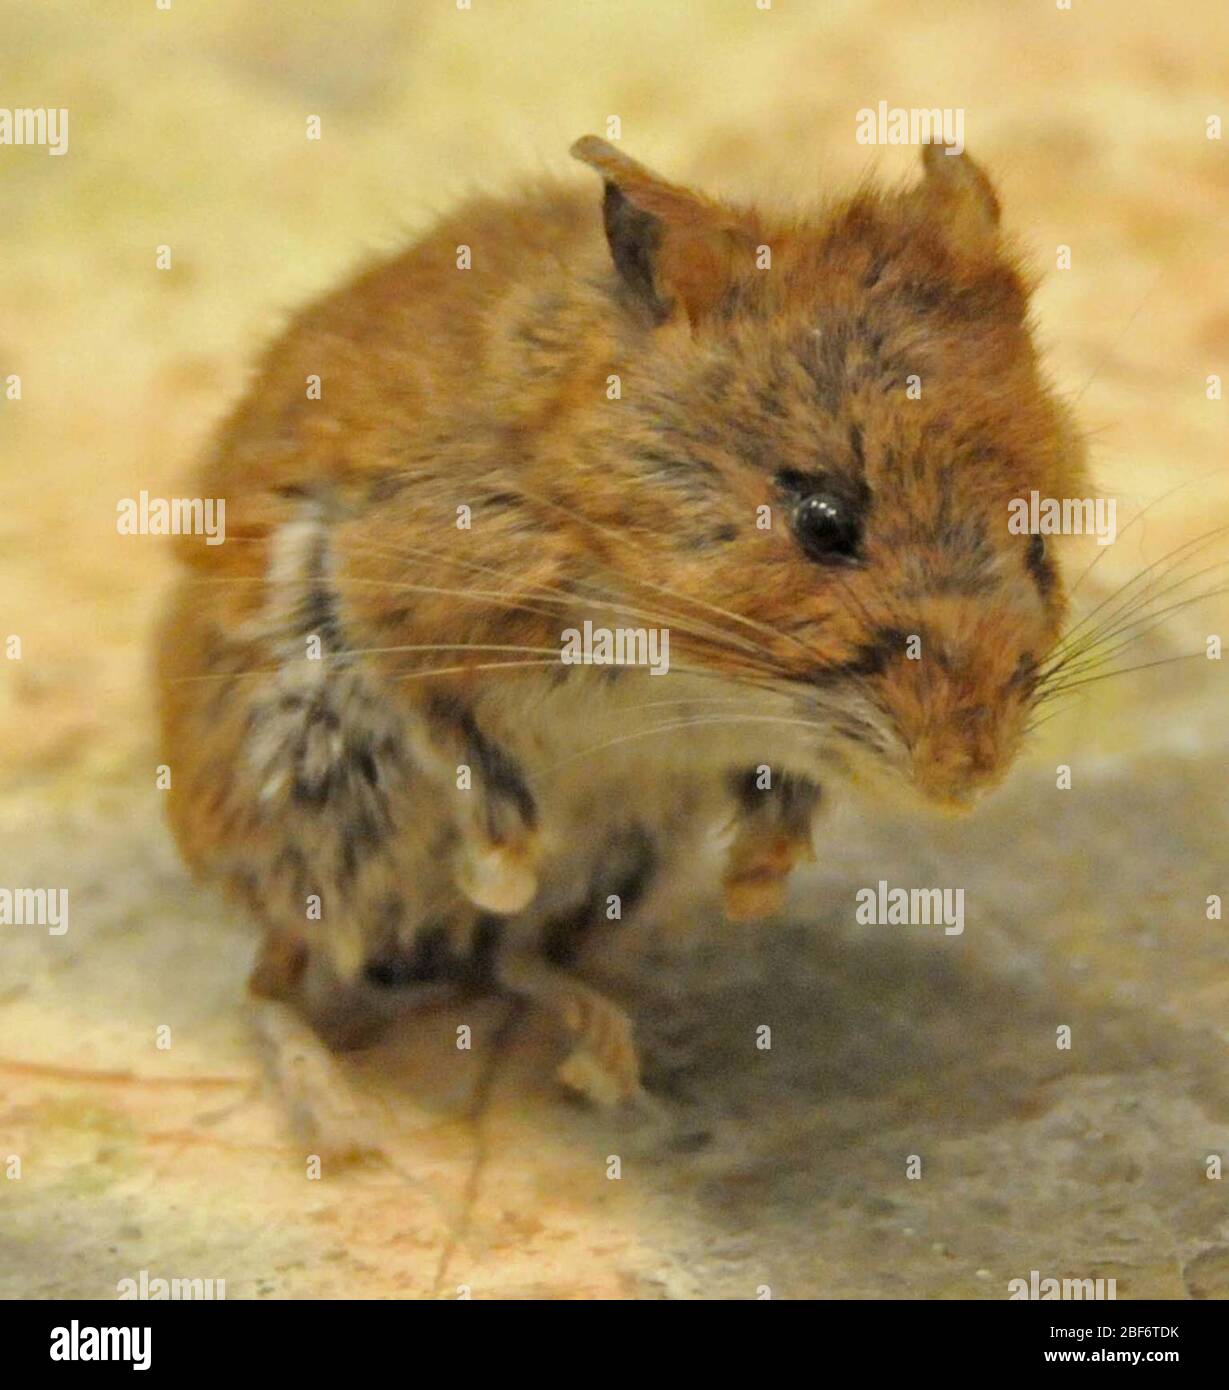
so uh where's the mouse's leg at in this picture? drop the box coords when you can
[247,893,485,1161]
[539,823,658,966]
[496,825,659,1103]
[247,929,383,1162]
[492,946,641,1107]
[721,771,820,921]
[403,694,542,915]
[475,825,660,1105]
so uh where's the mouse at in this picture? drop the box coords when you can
[155,134,1086,1154]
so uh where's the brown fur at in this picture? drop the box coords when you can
[156,137,1085,1137]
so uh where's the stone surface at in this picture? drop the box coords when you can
[2,743,1227,1299]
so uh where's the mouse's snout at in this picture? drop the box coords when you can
[906,716,1009,813]
[860,610,1047,813]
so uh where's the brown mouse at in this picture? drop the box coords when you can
[156,135,1085,1152]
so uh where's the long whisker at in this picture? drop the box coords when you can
[531,712,821,781]
[383,537,775,658]
[1052,522,1229,658]
[1040,650,1207,698]
[616,695,759,713]
[175,572,791,686]
[1066,464,1229,599]
[1065,553,1229,659]
[1042,577,1229,689]
[182,563,769,667]
[1045,556,1229,681]
[1071,265,1165,406]
[169,655,570,686]
[349,642,564,660]
[180,570,570,626]
[511,484,818,661]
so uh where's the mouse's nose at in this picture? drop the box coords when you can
[907,726,1002,812]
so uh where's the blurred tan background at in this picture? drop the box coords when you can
[1,0,1227,1299]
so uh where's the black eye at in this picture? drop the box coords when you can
[792,492,862,564]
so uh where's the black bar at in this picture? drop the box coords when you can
[1,1297,1218,1376]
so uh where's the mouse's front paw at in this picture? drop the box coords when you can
[405,694,542,914]
[554,989,641,1107]
[721,832,813,921]
[455,837,540,914]
[722,771,821,921]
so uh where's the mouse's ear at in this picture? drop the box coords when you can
[571,135,750,326]
[917,142,1001,249]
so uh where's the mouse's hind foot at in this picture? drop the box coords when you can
[247,931,386,1166]
[496,952,641,1107]
[250,994,383,1166]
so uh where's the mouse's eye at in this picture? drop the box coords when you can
[776,470,865,564]
[791,490,862,564]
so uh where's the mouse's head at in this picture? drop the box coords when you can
[569,136,1087,810]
